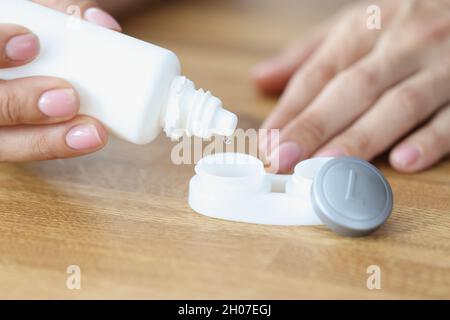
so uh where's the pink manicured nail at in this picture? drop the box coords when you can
[391,144,420,168]
[316,148,346,158]
[66,124,103,150]
[84,8,122,31]
[270,141,302,172]
[38,89,78,117]
[5,33,40,61]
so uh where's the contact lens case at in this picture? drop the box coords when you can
[188,153,393,237]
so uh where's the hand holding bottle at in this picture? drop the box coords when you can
[0,0,120,162]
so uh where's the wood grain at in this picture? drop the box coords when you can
[0,0,449,299]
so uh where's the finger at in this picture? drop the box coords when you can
[270,41,423,173]
[261,7,381,132]
[0,115,108,162]
[0,24,40,68]
[32,0,121,31]
[389,104,450,173]
[315,62,450,160]
[0,77,79,126]
[252,25,328,95]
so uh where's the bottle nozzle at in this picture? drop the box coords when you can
[164,76,238,140]
[210,107,238,137]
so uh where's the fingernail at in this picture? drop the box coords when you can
[38,89,78,117]
[84,8,122,31]
[316,148,346,158]
[66,124,103,150]
[269,141,302,172]
[5,33,40,61]
[391,144,420,168]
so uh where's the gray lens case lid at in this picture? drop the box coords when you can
[311,157,393,237]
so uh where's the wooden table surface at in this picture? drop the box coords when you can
[1,0,449,299]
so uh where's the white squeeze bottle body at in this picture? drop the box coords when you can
[0,0,237,144]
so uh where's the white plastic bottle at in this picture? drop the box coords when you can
[0,0,237,144]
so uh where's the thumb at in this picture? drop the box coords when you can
[32,0,122,32]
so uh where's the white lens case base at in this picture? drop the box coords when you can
[188,153,393,237]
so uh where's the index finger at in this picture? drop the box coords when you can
[32,0,121,31]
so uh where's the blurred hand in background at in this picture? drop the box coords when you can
[254,0,450,173]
